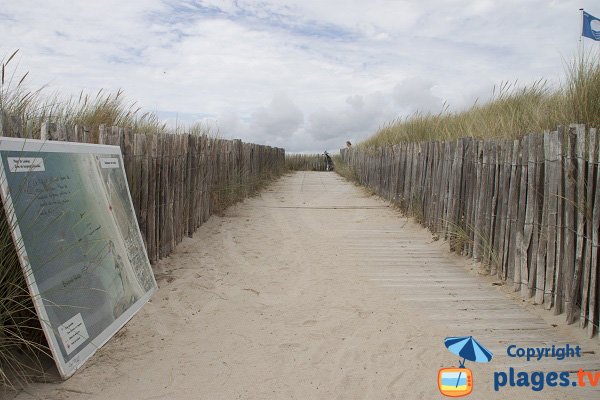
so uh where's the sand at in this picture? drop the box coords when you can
[11,171,600,399]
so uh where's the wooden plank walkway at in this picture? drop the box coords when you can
[292,172,600,398]
[341,128,600,340]
[12,171,600,400]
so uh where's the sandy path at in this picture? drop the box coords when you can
[14,172,600,399]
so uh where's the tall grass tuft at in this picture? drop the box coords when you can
[1,50,169,136]
[53,89,168,134]
[285,154,326,171]
[332,155,358,183]
[360,50,600,148]
[0,211,51,390]
[1,51,45,125]
[0,50,52,390]
[564,50,600,127]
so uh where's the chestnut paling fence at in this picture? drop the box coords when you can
[0,113,284,388]
[341,124,600,339]
[0,112,286,263]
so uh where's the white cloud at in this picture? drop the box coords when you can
[0,0,593,152]
[251,93,304,138]
[393,78,443,114]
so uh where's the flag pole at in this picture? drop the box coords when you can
[580,8,584,44]
[579,8,585,55]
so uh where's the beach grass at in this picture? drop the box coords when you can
[1,50,213,136]
[360,50,600,147]
[0,209,51,390]
[285,154,326,171]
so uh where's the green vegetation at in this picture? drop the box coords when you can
[361,51,600,147]
[1,50,211,136]
[332,155,358,183]
[0,209,50,390]
[285,154,326,171]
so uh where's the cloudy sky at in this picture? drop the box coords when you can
[0,1,596,152]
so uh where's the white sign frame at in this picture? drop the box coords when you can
[0,137,157,379]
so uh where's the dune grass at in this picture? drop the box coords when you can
[332,155,358,183]
[0,208,51,390]
[0,50,213,136]
[285,154,326,171]
[361,50,600,148]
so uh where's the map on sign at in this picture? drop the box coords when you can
[0,137,157,378]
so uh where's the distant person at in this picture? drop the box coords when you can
[324,151,334,171]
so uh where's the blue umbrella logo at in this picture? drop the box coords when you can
[442,336,493,393]
[444,336,493,367]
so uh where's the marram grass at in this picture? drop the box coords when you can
[0,211,51,390]
[285,154,326,171]
[360,50,600,148]
[0,50,211,136]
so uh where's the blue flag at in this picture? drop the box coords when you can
[582,11,600,41]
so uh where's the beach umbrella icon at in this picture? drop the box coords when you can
[438,336,493,397]
[444,336,493,367]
